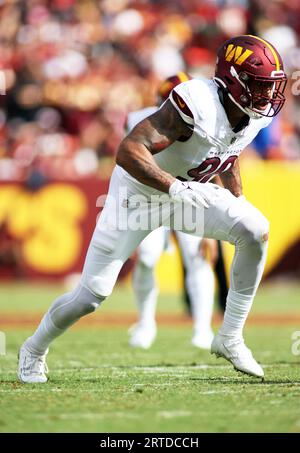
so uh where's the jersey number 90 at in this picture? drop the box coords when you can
[187,155,238,183]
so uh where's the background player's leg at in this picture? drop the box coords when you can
[175,231,215,349]
[214,241,228,313]
[130,227,167,348]
[181,263,192,316]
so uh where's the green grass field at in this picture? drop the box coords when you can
[0,281,300,433]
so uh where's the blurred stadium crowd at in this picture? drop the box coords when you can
[0,0,300,184]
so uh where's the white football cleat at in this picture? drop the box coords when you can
[18,344,49,384]
[191,329,214,350]
[128,322,157,349]
[211,334,264,378]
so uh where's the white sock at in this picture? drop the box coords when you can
[219,289,254,339]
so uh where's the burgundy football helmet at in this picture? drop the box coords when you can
[158,72,190,102]
[214,35,287,118]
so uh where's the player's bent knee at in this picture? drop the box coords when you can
[233,213,269,251]
[247,215,269,244]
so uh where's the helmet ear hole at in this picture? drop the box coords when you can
[239,72,249,82]
[240,94,250,106]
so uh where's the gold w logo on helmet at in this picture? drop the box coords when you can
[225,45,253,65]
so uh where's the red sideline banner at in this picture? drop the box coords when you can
[0,178,122,280]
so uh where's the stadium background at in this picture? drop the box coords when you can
[0,0,300,434]
[0,0,300,289]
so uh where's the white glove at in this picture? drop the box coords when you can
[169,179,209,209]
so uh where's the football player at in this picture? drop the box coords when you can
[18,35,287,382]
[128,73,215,350]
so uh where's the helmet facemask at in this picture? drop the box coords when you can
[222,66,287,119]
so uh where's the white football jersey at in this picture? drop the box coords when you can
[116,76,272,192]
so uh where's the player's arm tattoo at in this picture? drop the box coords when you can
[116,100,192,193]
[219,158,243,197]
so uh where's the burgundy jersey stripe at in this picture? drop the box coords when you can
[171,91,194,119]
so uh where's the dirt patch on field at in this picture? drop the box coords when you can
[1,312,300,329]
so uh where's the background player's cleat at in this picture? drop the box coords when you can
[191,329,214,350]
[211,334,264,378]
[18,344,49,383]
[128,322,157,349]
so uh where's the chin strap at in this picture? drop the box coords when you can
[244,106,264,119]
